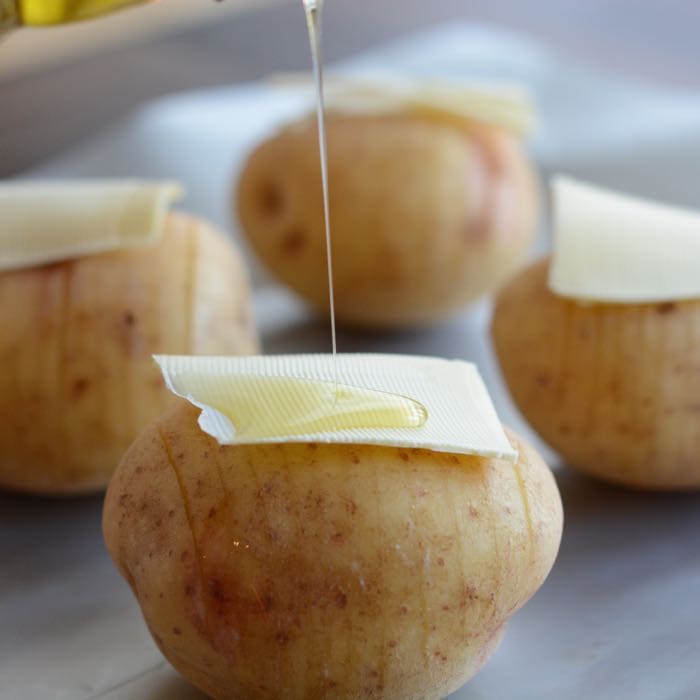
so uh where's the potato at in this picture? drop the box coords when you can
[103,400,562,700]
[491,257,700,490]
[236,113,539,327]
[0,213,258,494]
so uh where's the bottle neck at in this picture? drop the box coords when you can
[6,0,147,26]
[0,0,18,31]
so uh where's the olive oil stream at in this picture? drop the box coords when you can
[303,0,337,374]
[213,0,427,440]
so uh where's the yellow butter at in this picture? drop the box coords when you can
[0,180,183,271]
[155,353,517,461]
[549,176,700,303]
[273,74,536,136]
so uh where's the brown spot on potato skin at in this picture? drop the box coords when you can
[258,181,284,217]
[123,311,136,326]
[343,498,358,516]
[280,228,306,257]
[208,578,227,604]
[460,584,479,608]
[71,377,90,398]
[534,371,550,387]
[656,302,676,315]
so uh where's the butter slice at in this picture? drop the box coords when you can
[0,180,183,271]
[273,74,536,136]
[549,176,700,303]
[155,353,517,461]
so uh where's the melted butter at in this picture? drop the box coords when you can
[17,0,146,25]
[204,375,428,440]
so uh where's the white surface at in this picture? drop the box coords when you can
[5,23,700,700]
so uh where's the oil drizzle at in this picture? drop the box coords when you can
[303,0,338,389]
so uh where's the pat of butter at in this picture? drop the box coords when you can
[273,74,536,136]
[549,176,700,303]
[0,180,183,271]
[155,353,517,462]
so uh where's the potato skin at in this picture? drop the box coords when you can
[492,258,700,490]
[103,401,562,700]
[0,213,258,494]
[237,113,538,327]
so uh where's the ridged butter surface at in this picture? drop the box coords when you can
[155,353,517,461]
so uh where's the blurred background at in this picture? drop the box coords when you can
[1,0,700,178]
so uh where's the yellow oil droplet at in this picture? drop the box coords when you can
[17,0,145,25]
[216,376,428,440]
